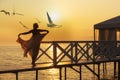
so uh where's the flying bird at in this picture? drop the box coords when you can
[46,12,62,28]
[19,21,28,29]
[13,8,24,16]
[0,10,10,15]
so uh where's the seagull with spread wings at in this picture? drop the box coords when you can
[13,8,24,16]
[47,12,62,28]
[0,10,10,15]
[19,21,29,29]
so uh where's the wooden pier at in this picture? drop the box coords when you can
[0,41,120,80]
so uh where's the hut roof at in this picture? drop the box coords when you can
[94,16,120,29]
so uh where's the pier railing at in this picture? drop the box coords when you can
[36,41,120,66]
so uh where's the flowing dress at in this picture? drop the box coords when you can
[17,33,47,59]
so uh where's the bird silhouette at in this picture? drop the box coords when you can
[19,21,28,29]
[0,10,10,15]
[13,8,24,16]
[46,12,62,28]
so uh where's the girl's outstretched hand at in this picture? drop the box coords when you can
[18,33,22,37]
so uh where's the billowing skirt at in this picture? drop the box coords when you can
[16,34,47,58]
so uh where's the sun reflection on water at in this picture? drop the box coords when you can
[48,68,59,75]
[47,68,59,80]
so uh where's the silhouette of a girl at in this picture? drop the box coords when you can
[17,23,49,66]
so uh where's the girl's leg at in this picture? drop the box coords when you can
[32,47,39,66]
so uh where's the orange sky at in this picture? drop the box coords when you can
[0,0,120,45]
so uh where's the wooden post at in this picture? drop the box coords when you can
[103,62,106,78]
[75,42,78,63]
[86,42,89,61]
[93,64,96,79]
[80,65,82,80]
[118,60,120,79]
[64,67,67,80]
[94,28,95,41]
[102,62,107,78]
[103,62,104,74]
[98,63,100,80]
[114,61,116,79]
[59,67,62,80]
[71,42,73,63]
[36,70,38,80]
[15,72,18,80]
[53,42,57,66]
[93,41,95,62]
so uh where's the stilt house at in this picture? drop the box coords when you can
[93,16,120,58]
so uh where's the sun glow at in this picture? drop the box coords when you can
[0,0,120,44]
[49,12,61,22]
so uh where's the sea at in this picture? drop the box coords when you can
[0,44,118,80]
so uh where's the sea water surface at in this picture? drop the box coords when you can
[0,44,117,80]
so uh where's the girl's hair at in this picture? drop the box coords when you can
[33,23,38,29]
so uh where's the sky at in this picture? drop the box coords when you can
[0,0,120,45]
